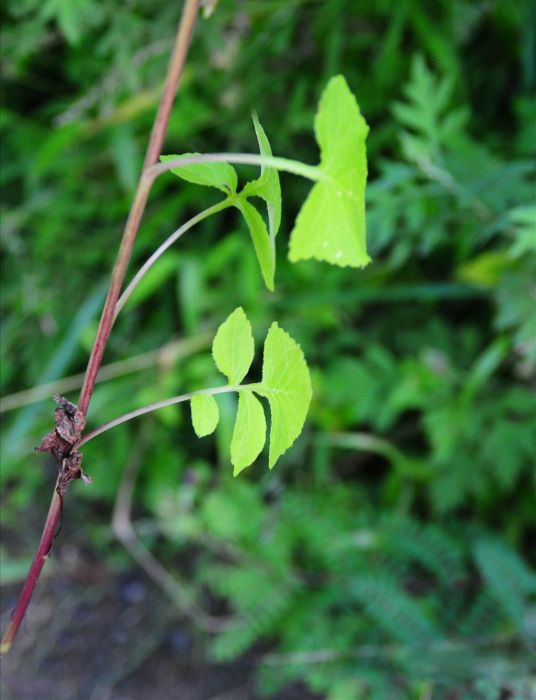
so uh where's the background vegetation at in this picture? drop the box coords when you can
[1,1,535,698]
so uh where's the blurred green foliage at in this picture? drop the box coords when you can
[1,1,535,698]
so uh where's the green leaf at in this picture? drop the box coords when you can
[191,394,220,437]
[253,323,312,469]
[212,307,254,384]
[160,153,237,194]
[241,113,282,241]
[231,391,266,476]
[288,75,371,268]
[234,197,275,291]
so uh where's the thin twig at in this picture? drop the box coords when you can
[0,488,63,654]
[78,0,201,416]
[0,334,211,413]
[1,0,202,655]
[114,199,231,319]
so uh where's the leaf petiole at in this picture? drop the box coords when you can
[77,384,243,447]
[114,198,234,320]
[146,153,322,183]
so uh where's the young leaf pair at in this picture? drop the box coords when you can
[161,112,280,290]
[161,74,371,291]
[190,308,312,476]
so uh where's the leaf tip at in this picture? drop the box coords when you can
[232,461,251,477]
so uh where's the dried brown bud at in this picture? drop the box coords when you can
[36,395,91,491]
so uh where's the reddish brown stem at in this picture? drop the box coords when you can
[1,0,201,654]
[77,176,152,415]
[0,486,62,654]
[79,0,201,415]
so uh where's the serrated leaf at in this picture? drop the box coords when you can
[252,323,312,469]
[160,153,237,194]
[231,391,266,476]
[288,75,370,268]
[212,307,254,384]
[191,394,219,437]
[241,113,282,241]
[234,197,275,291]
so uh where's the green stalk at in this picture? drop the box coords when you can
[77,385,242,447]
[146,153,322,183]
[114,198,232,320]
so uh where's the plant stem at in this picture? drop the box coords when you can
[114,198,231,320]
[143,3,200,169]
[146,153,322,183]
[78,385,241,447]
[0,486,62,655]
[1,0,201,655]
[78,177,152,416]
[79,0,201,415]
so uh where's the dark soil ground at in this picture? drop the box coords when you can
[0,542,317,700]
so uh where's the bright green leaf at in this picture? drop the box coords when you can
[190,394,220,437]
[231,391,267,476]
[234,197,275,291]
[289,182,369,268]
[212,307,254,384]
[160,153,237,194]
[288,75,371,268]
[242,112,282,241]
[253,323,312,469]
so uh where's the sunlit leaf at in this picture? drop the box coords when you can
[191,394,219,437]
[234,197,275,291]
[212,307,254,384]
[241,112,282,241]
[231,391,266,476]
[160,153,237,194]
[253,323,312,469]
[288,75,370,268]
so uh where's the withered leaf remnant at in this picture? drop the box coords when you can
[36,394,91,495]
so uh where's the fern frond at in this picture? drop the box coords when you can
[380,515,465,583]
[473,538,536,641]
[349,574,441,645]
